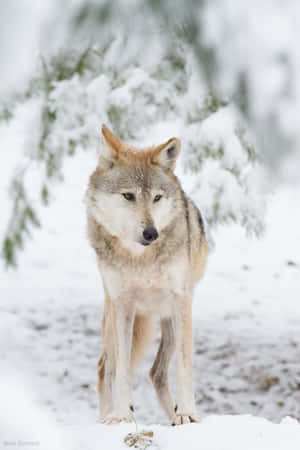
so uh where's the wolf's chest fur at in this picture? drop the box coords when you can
[101,254,189,316]
[88,212,192,316]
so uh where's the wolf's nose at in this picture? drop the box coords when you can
[143,227,158,243]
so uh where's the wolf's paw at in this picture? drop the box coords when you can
[171,414,199,426]
[100,412,133,425]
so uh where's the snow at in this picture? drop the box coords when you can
[3,402,300,450]
[43,416,300,450]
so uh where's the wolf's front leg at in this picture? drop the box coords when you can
[172,295,199,425]
[105,301,135,425]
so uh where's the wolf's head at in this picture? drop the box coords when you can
[87,125,182,252]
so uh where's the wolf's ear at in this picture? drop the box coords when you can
[99,124,122,168]
[152,138,181,170]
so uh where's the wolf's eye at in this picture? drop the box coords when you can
[154,194,162,203]
[122,192,135,201]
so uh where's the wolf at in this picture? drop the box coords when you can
[85,125,208,425]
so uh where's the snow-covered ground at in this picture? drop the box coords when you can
[1,124,300,448]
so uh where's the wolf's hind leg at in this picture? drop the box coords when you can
[97,347,114,420]
[149,318,176,421]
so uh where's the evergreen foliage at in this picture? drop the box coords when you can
[1,2,266,267]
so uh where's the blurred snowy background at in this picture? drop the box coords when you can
[1,1,300,449]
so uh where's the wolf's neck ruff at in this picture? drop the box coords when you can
[88,210,187,270]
